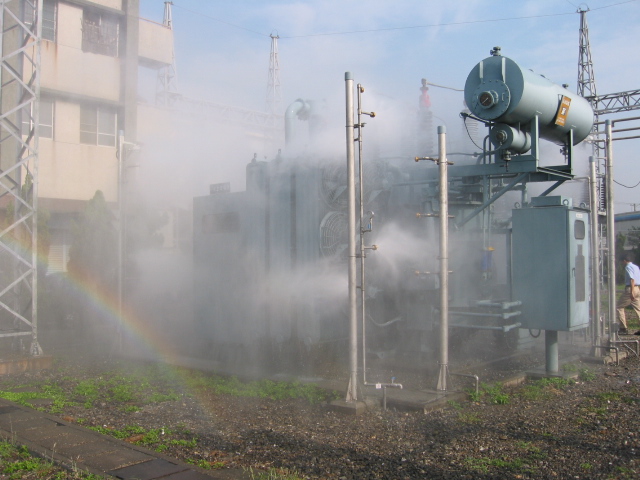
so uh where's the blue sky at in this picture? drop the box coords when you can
[138,0,640,210]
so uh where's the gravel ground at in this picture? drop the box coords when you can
[1,346,639,480]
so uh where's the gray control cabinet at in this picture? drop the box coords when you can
[511,198,590,331]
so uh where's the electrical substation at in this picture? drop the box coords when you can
[1,2,639,411]
[193,45,604,404]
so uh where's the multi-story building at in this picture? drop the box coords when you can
[26,0,172,271]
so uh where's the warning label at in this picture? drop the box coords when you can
[555,96,571,127]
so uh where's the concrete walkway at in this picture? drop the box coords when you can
[0,398,248,480]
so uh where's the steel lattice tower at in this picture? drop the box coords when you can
[266,33,282,122]
[577,8,597,100]
[0,0,42,355]
[156,1,179,107]
[577,7,604,212]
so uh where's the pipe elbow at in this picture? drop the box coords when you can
[285,98,310,120]
[285,99,311,145]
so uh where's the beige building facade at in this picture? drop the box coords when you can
[32,0,172,271]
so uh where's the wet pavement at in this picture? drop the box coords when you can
[0,398,249,479]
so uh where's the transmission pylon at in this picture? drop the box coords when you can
[0,0,42,355]
[156,1,179,107]
[577,8,597,100]
[266,33,282,122]
[577,7,604,212]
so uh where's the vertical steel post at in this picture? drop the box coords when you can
[589,156,602,349]
[345,72,358,402]
[357,84,367,386]
[605,120,616,338]
[545,330,559,373]
[31,0,43,356]
[117,131,124,351]
[436,126,449,391]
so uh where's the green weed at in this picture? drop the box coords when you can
[579,368,596,382]
[185,372,334,404]
[108,383,135,403]
[465,455,536,475]
[483,383,510,405]
[457,412,481,424]
[596,392,621,402]
[74,379,101,407]
[244,466,305,480]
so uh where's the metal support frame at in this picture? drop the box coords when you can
[0,0,42,355]
[456,173,528,228]
[155,1,179,107]
[266,33,282,125]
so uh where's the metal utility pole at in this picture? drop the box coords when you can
[605,120,616,338]
[156,1,179,107]
[589,156,602,347]
[345,72,358,402]
[0,0,43,356]
[435,126,449,391]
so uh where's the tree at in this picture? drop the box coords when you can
[67,191,117,291]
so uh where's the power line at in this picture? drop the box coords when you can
[171,3,269,37]
[614,178,640,189]
[280,12,577,39]
[169,0,639,41]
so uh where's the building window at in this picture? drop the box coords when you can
[80,105,116,147]
[25,0,56,41]
[22,98,54,139]
[42,0,56,42]
[82,10,119,57]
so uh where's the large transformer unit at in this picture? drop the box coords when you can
[193,47,595,374]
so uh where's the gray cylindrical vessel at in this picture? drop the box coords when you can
[464,51,594,146]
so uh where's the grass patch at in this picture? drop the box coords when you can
[244,467,305,480]
[457,412,481,424]
[87,424,199,453]
[0,438,100,479]
[579,368,596,382]
[467,382,511,404]
[184,371,337,404]
[465,456,534,475]
[519,376,574,401]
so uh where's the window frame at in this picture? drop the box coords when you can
[80,104,117,147]
[22,98,54,139]
[81,9,120,57]
[42,0,57,42]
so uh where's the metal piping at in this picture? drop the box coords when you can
[476,300,522,309]
[589,156,602,351]
[450,310,522,321]
[436,126,449,391]
[345,73,358,403]
[356,84,402,394]
[605,120,616,340]
[449,322,522,332]
[285,98,311,145]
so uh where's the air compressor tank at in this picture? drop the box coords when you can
[464,47,594,147]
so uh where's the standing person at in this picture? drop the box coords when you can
[616,253,640,335]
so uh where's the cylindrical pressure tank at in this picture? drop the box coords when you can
[464,48,594,146]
